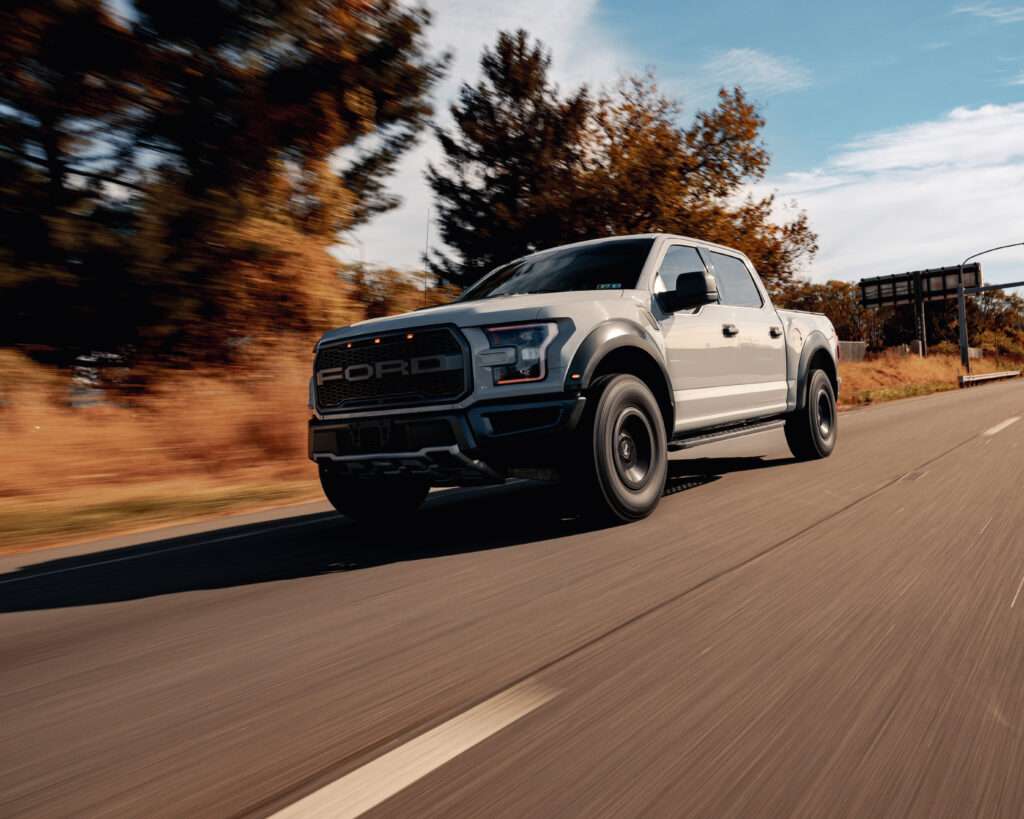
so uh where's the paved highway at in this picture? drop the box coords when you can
[2,380,1023,818]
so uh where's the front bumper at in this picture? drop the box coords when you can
[308,393,586,485]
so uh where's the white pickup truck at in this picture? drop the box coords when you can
[309,234,839,523]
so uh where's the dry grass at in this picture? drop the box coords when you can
[0,479,320,554]
[0,343,319,553]
[839,351,1017,406]
[0,280,454,554]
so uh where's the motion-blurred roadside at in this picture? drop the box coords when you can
[0,275,449,552]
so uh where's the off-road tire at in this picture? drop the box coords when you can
[784,368,837,460]
[571,374,668,523]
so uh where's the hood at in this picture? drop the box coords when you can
[319,290,628,344]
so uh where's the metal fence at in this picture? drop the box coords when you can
[838,341,867,362]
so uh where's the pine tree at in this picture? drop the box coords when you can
[426,30,592,286]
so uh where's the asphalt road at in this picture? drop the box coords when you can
[2,380,1023,818]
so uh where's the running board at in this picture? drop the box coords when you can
[668,419,785,451]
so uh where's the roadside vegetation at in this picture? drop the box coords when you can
[0,278,443,553]
[839,351,1018,406]
[1,342,317,552]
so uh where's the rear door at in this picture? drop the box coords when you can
[703,250,788,419]
[652,243,747,433]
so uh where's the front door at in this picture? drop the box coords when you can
[652,243,748,433]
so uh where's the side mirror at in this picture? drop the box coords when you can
[659,270,719,312]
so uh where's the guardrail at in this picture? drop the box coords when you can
[958,370,1021,388]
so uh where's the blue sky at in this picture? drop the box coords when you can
[347,0,1024,286]
[605,0,1024,173]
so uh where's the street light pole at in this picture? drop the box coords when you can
[957,264,970,372]
[957,242,1024,374]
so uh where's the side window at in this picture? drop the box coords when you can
[707,251,763,308]
[655,245,706,293]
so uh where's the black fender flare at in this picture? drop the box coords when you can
[565,319,675,429]
[795,331,838,408]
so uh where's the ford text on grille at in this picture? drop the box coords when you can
[316,354,463,385]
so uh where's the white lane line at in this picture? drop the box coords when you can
[984,416,1021,437]
[1012,575,1024,609]
[271,681,558,819]
[0,516,330,586]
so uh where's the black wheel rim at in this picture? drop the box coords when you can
[613,406,655,490]
[817,389,834,438]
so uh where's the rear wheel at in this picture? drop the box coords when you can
[318,466,429,523]
[570,374,668,522]
[784,368,837,460]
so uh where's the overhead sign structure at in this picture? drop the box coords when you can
[859,263,982,308]
[858,263,983,357]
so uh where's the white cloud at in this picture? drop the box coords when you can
[954,3,1024,23]
[832,104,1024,172]
[1009,70,1024,85]
[756,103,1024,283]
[342,0,634,271]
[694,48,812,99]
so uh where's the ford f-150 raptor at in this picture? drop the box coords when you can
[308,234,839,522]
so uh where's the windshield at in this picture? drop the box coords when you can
[460,238,655,301]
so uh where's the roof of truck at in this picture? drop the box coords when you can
[518,233,749,261]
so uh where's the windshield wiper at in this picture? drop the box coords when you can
[482,289,561,299]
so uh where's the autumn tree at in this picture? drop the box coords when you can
[774,277,1024,355]
[346,264,454,319]
[2,0,445,371]
[958,289,1024,357]
[0,1,143,361]
[775,280,890,346]
[428,33,817,289]
[579,77,816,291]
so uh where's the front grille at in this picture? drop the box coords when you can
[315,327,469,411]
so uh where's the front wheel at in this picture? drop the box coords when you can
[318,466,429,523]
[784,368,837,460]
[570,374,668,523]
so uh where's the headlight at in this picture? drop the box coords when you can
[481,322,557,385]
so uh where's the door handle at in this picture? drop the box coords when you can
[722,323,739,337]
[769,326,783,338]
